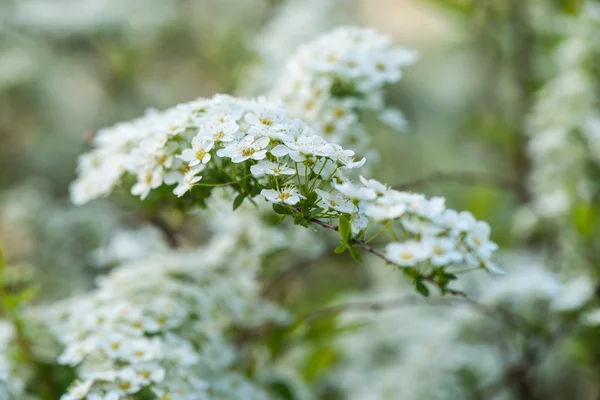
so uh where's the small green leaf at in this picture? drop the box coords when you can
[305,192,318,205]
[402,267,419,280]
[415,281,430,297]
[277,215,287,223]
[272,204,290,215]
[348,245,362,262]
[308,207,324,218]
[233,194,246,210]
[293,215,310,228]
[0,245,4,287]
[334,242,347,254]
[338,216,352,243]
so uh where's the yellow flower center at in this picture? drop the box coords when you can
[279,192,291,201]
[157,155,168,165]
[259,116,272,126]
[333,108,346,119]
[195,149,206,160]
[323,123,335,135]
[242,148,256,157]
[400,252,413,261]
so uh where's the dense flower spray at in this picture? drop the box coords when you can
[70,90,500,295]
[526,4,600,219]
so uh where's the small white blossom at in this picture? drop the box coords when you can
[385,241,431,267]
[178,137,214,166]
[217,136,270,163]
[260,187,305,205]
[250,161,296,177]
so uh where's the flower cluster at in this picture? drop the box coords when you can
[271,26,417,159]
[49,242,287,400]
[525,3,600,219]
[326,252,600,399]
[72,88,499,294]
[0,322,29,400]
[240,0,344,95]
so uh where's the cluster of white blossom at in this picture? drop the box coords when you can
[241,0,348,95]
[48,240,287,400]
[271,27,417,160]
[328,253,600,399]
[0,322,29,400]
[88,226,169,268]
[71,88,499,277]
[525,3,600,219]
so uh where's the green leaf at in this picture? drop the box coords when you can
[415,281,430,297]
[293,215,310,228]
[0,245,4,287]
[302,347,337,382]
[334,242,347,254]
[2,285,40,312]
[308,207,324,219]
[338,216,352,243]
[232,194,245,210]
[348,245,362,262]
[305,192,318,205]
[267,380,296,400]
[272,204,291,215]
[402,267,419,280]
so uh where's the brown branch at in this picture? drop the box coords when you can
[147,214,180,249]
[307,216,468,298]
[261,258,315,298]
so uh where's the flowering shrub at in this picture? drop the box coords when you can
[70,89,500,296]
[10,0,600,397]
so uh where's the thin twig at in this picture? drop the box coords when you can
[147,215,180,249]
[308,216,470,297]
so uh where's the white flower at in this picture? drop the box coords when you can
[173,166,204,197]
[131,169,163,200]
[330,144,366,169]
[62,379,94,400]
[272,135,333,161]
[349,212,368,234]
[552,276,595,311]
[465,221,498,259]
[425,237,463,266]
[334,182,376,201]
[385,241,431,267]
[217,136,270,163]
[315,189,355,213]
[260,187,305,205]
[250,161,296,177]
[245,108,288,138]
[197,117,239,143]
[362,196,406,221]
[359,176,389,195]
[178,137,214,166]
[583,308,600,326]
